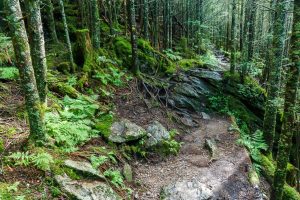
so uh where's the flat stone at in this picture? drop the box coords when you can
[64,160,105,180]
[161,180,213,200]
[109,119,147,143]
[55,174,121,200]
[145,121,170,147]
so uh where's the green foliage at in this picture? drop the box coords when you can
[95,114,114,138]
[0,33,14,66]
[199,51,219,69]
[46,95,100,152]
[104,169,125,188]
[114,37,132,58]
[0,67,19,80]
[177,59,204,70]
[66,75,77,87]
[163,49,183,61]
[237,129,268,174]
[0,182,25,200]
[0,138,4,153]
[7,151,54,171]
[90,155,108,169]
[93,66,124,86]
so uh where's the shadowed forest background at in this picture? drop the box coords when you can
[0,0,299,199]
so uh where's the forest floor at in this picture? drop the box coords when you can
[0,50,271,199]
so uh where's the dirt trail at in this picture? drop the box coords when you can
[132,116,268,200]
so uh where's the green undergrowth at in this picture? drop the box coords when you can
[0,182,25,200]
[0,33,14,66]
[0,67,19,80]
[45,95,101,152]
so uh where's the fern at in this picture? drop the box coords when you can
[31,152,54,171]
[0,33,14,66]
[7,152,32,167]
[90,155,108,169]
[237,129,268,175]
[45,95,100,152]
[104,169,125,188]
[7,151,53,171]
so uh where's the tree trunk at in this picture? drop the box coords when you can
[25,0,48,107]
[91,0,101,49]
[230,0,236,74]
[58,0,75,72]
[153,0,159,48]
[143,0,149,40]
[272,1,300,199]
[5,0,45,144]
[128,0,138,73]
[263,0,286,153]
[44,0,58,43]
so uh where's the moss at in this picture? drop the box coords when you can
[258,154,300,200]
[283,185,300,200]
[48,75,80,98]
[286,163,298,186]
[56,62,71,74]
[95,114,114,138]
[137,39,155,52]
[177,59,204,70]
[100,21,110,34]
[114,36,132,58]
[0,138,3,153]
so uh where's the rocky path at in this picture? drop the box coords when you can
[133,116,267,200]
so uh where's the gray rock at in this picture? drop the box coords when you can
[55,174,121,200]
[192,69,223,81]
[201,112,211,120]
[123,163,133,182]
[161,180,213,200]
[64,160,105,180]
[145,121,170,147]
[109,119,147,143]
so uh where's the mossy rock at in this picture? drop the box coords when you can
[258,154,300,200]
[223,72,266,117]
[56,62,71,74]
[95,114,115,139]
[177,59,205,70]
[226,95,262,129]
[113,36,132,58]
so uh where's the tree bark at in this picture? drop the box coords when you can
[230,0,236,74]
[143,0,149,40]
[272,1,300,199]
[128,0,138,73]
[44,0,58,43]
[58,0,75,72]
[25,0,48,106]
[5,0,45,144]
[91,0,101,49]
[263,0,286,153]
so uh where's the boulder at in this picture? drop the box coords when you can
[64,160,105,180]
[161,180,213,200]
[108,119,147,143]
[145,121,170,147]
[55,174,121,200]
